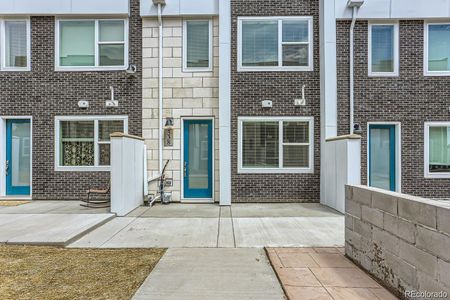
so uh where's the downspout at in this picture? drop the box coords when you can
[349,6,358,135]
[153,0,165,174]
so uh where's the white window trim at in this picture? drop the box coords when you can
[55,115,128,172]
[368,21,399,77]
[424,121,450,178]
[182,19,213,73]
[238,116,314,174]
[55,18,129,72]
[424,22,450,76]
[237,16,314,72]
[0,18,31,72]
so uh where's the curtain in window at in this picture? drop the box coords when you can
[60,121,95,166]
[5,21,27,68]
[59,21,95,66]
[371,25,394,72]
[186,21,210,68]
[98,120,124,165]
[429,126,450,172]
[283,122,309,167]
[242,122,279,168]
[242,21,278,67]
[428,25,450,71]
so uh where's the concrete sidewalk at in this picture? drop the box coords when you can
[69,203,344,248]
[132,248,285,300]
[0,213,114,246]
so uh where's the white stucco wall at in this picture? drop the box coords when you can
[142,17,220,202]
[0,0,129,15]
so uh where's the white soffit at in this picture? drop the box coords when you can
[0,0,129,15]
[335,0,450,19]
[141,0,219,17]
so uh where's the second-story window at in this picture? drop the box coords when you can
[368,23,399,76]
[237,17,313,72]
[183,20,212,72]
[425,23,450,76]
[56,19,128,71]
[0,19,31,71]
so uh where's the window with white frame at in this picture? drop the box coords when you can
[238,117,314,173]
[425,23,450,75]
[55,116,128,171]
[425,122,450,178]
[183,20,212,71]
[56,19,128,70]
[238,17,313,71]
[368,23,399,76]
[0,19,31,71]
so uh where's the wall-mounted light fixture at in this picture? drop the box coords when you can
[106,86,119,108]
[165,118,174,127]
[126,64,137,78]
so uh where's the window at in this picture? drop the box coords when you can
[0,19,31,71]
[425,122,450,178]
[56,19,128,71]
[183,20,212,71]
[425,23,450,76]
[55,116,128,171]
[368,23,399,76]
[238,117,314,173]
[238,17,313,71]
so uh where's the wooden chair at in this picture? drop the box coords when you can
[80,184,111,208]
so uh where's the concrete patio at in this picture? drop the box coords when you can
[69,203,344,248]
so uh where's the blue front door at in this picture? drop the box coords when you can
[6,119,31,195]
[183,120,213,199]
[369,124,396,192]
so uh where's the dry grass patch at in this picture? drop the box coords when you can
[0,201,30,206]
[0,245,165,300]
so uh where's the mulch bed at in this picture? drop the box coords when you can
[0,246,166,300]
[0,201,30,206]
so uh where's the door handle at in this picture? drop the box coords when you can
[5,160,9,176]
[184,161,187,177]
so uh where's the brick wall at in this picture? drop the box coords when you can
[142,17,220,202]
[345,185,450,298]
[230,0,321,203]
[0,0,142,200]
[337,20,450,198]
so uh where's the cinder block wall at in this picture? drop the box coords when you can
[230,0,321,202]
[337,20,450,198]
[345,185,450,298]
[142,17,220,202]
[0,0,142,200]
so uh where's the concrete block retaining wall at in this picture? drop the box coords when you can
[345,185,450,299]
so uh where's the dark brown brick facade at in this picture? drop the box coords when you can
[230,0,321,203]
[337,20,450,198]
[0,0,142,200]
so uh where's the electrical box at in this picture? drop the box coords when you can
[294,98,306,106]
[261,100,273,108]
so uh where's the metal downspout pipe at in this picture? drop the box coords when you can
[349,6,358,135]
[155,1,164,174]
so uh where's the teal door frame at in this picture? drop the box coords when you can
[368,124,397,192]
[6,119,31,195]
[183,119,213,200]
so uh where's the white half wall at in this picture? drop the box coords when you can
[322,135,361,213]
[335,0,450,19]
[110,133,145,216]
[0,0,129,15]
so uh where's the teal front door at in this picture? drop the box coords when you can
[183,120,213,199]
[369,124,396,192]
[6,119,31,195]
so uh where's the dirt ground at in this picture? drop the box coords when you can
[0,245,166,300]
